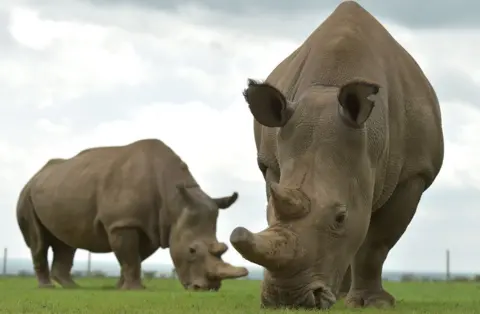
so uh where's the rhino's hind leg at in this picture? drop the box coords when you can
[109,227,145,290]
[346,176,426,309]
[31,243,55,289]
[50,237,79,288]
[19,216,54,288]
[17,196,54,288]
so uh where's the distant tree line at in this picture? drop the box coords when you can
[398,273,480,283]
[8,269,480,282]
[14,268,179,280]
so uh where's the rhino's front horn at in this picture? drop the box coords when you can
[229,226,297,270]
[211,262,249,280]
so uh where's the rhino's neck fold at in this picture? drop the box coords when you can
[158,208,171,249]
[155,158,198,249]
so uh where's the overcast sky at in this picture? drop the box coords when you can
[1,0,479,274]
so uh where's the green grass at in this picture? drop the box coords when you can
[1,277,480,313]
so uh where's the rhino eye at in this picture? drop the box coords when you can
[189,247,196,254]
[334,211,347,225]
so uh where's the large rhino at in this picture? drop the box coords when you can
[230,1,444,310]
[17,138,248,290]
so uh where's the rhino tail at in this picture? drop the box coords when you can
[16,189,48,255]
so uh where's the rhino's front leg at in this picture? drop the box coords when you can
[346,176,426,309]
[115,273,124,289]
[114,246,154,289]
[31,245,55,289]
[109,228,145,290]
[337,265,351,299]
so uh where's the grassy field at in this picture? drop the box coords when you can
[1,277,480,313]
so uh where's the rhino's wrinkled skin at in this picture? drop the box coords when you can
[230,1,443,310]
[17,139,248,290]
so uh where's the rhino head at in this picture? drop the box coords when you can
[169,183,248,291]
[230,79,380,309]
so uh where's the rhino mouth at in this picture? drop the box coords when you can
[230,226,337,309]
[312,285,337,309]
[184,283,221,292]
[260,281,336,310]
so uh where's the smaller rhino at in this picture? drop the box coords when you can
[16,138,248,290]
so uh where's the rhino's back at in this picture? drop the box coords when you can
[254,1,443,208]
[30,139,169,252]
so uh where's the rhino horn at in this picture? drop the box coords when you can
[269,182,310,220]
[229,226,298,269]
[210,262,249,280]
[209,242,228,257]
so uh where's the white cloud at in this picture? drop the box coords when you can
[1,0,480,274]
[424,101,480,190]
[4,6,151,108]
[35,118,72,134]
[32,101,263,184]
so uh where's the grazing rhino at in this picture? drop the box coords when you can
[17,138,248,290]
[229,1,443,310]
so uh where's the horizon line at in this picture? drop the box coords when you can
[4,257,472,274]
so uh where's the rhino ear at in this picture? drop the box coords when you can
[243,79,294,128]
[338,80,380,127]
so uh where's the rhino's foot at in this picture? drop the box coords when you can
[38,282,56,289]
[345,289,395,309]
[337,291,348,300]
[120,281,145,290]
[116,277,125,289]
[37,274,55,289]
[51,273,79,289]
[53,278,79,289]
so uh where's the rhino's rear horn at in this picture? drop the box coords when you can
[269,182,310,220]
[209,242,228,257]
[229,226,297,270]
